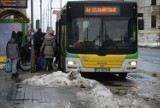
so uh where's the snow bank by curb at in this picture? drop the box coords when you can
[23,70,98,88]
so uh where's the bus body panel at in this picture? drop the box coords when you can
[66,52,137,73]
[78,54,126,68]
[66,57,137,73]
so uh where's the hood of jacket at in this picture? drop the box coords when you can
[45,35,55,41]
[9,38,16,43]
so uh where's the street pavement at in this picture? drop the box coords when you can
[0,69,14,107]
[0,69,84,108]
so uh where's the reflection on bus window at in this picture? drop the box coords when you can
[68,17,137,54]
[71,18,101,48]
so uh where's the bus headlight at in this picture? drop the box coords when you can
[67,60,75,65]
[129,61,137,66]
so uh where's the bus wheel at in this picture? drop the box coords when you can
[119,73,127,79]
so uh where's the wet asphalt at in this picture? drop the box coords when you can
[0,70,14,107]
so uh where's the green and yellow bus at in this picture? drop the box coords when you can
[56,1,143,78]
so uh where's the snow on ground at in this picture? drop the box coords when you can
[23,70,153,108]
[76,86,152,108]
[139,42,160,47]
[23,70,98,88]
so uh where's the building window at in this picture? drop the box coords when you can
[151,15,156,28]
[151,0,156,5]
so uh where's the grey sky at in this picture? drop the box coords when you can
[26,0,78,32]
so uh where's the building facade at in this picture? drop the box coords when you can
[137,0,160,46]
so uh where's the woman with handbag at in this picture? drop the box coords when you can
[40,31,56,71]
[6,31,20,79]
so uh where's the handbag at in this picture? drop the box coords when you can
[39,55,44,68]
[5,58,12,73]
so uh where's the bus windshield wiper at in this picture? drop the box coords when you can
[93,27,101,46]
[86,27,89,41]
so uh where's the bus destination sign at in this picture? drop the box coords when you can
[0,0,27,8]
[85,6,120,15]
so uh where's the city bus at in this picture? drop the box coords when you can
[55,1,143,78]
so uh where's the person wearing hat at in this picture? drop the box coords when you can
[40,31,56,71]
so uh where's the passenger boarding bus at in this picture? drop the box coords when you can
[55,1,144,78]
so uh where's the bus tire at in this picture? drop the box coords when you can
[119,73,127,79]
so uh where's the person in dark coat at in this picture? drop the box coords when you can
[36,32,45,70]
[16,31,23,56]
[6,31,20,79]
[34,28,42,56]
[54,35,59,64]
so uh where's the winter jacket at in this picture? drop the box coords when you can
[40,35,56,58]
[6,38,20,59]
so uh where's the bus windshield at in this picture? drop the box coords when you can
[67,17,137,54]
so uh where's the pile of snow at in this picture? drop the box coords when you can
[138,42,160,47]
[23,70,98,88]
[23,70,152,108]
[76,85,152,108]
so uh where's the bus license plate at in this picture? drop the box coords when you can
[95,68,110,72]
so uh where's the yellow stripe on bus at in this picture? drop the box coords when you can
[78,54,126,68]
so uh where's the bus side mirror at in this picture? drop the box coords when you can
[61,15,67,25]
[138,19,144,30]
